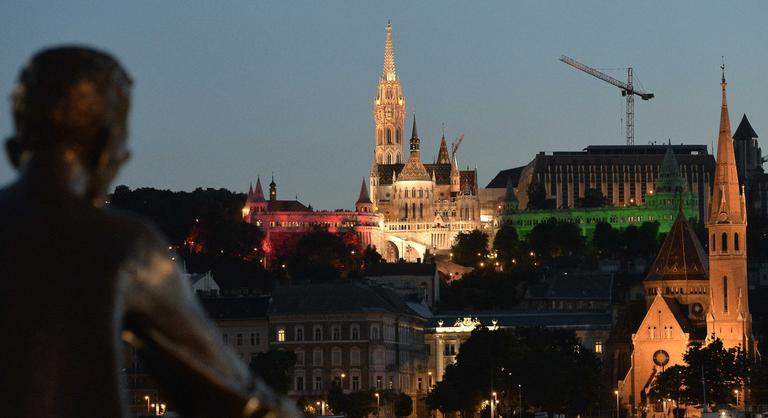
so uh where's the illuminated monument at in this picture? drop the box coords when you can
[616,69,754,416]
[369,21,482,261]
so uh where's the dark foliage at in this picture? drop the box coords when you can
[248,350,297,395]
[580,188,607,208]
[288,230,362,283]
[451,229,489,267]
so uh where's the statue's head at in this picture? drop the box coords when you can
[7,46,132,205]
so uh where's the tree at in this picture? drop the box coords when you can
[580,188,606,208]
[288,231,360,283]
[394,393,413,418]
[526,181,554,210]
[451,229,489,267]
[493,222,519,268]
[592,221,620,256]
[648,365,688,418]
[528,219,584,260]
[248,350,297,395]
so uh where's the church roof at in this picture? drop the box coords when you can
[399,158,430,181]
[733,114,758,141]
[252,177,266,202]
[709,72,744,224]
[357,179,372,204]
[645,208,708,282]
[267,200,310,212]
[437,136,450,164]
[375,163,476,191]
[655,144,685,192]
[460,170,478,194]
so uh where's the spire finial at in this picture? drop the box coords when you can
[382,20,397,81]
[721,56,726,85]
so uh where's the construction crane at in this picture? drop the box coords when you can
[559,55,654,146]
[450,134,464,160]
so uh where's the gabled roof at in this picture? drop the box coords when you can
[637,294,693,335]
[200,296,271,320]
[487,166,525,188]
[645,208,708,281]
[655,145,685,192]
[267,200,310,212]
[733,114,758,141]
[252,177,266,202]
[437,136,450,164]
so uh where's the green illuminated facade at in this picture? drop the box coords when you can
[503,146,700,238]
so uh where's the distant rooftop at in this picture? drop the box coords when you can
[561,144,708,156]
[200,295,271,320]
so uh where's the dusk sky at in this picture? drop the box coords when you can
[1,1,767,209]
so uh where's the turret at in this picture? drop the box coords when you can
[355,179,373,213]
[269,174,277,202]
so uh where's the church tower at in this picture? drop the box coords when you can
[373,20,406,166]
[706,67,753,352]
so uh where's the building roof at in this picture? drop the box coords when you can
[357,179,372,204]
[486,166,525,188]
[252,177,266,202]
[655,144,685,192]
[437,136,450,164]
[200,296,271,320]
[376,163,476,191]
[267,200,310,212]
[459,170,478,194]
[733,114,758,141]
[365,262,437,277]
[645,209,708,282]
[268,282,424,318]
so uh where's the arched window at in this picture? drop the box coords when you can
[412,203,416,219]
[723,276,729,312]
[722,232,728,252]
[377,129,382,145]
[396,128,401,144]
[735,233,740,251]
[396,152,401,163]
[712,234,716,252]
[419,202,423,219]
[387,153,392,164]
[387,129,392,144]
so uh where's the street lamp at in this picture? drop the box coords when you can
[614,390,620,418]
[144,396,150,415]
[491,392,498,418]
[375,392,380,417]
[518,384,522,417]
[428,371,433,389]
[734,389,739,409]
[316,400,326,416]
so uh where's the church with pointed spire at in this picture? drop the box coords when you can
[615,68,755,417]
[369,21,482,262]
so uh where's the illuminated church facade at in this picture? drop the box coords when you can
[616,71,755,416]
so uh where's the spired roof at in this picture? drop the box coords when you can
[709,71,744,224]
[357,179,372,204]
[733,114,759,141]
[655,144,685,192]
[437,136,450,164]
[399,114,430,181]
[646,208,708,282]
[382,20,397,81]
[252,177,266,202]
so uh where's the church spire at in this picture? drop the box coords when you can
[382,20,397,81]
[253,177,265,202]
[709,63,744,224]
[409,113,420,156]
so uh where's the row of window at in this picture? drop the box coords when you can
[711,232,741,253]
[276,324,378,342]
[294,347,363,367]
[222,332,261,346]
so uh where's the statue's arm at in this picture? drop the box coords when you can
[121,228,297,418]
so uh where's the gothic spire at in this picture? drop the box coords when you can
[356,179,372,204]
[656,142,684,193]
[253,177,265,202]
[709,64,744,224]
[382,20,397,81]
[409,113,420,156]
[437,135,450,164]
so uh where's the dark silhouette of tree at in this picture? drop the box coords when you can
[648,365,688,418]
[528,218,584,260]
[580,188,606,208]
[451,229,489,267]
[493,222,519,268]
[592,221,620,256]
[526,181,554,210]
[438,269,524,310]
[288,231,361,283]
[393,393,413,418]
[248,350,296,395]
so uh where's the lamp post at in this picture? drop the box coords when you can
[144,396,150,416]
[375,393,380,418]
[428,371,433,389]
[734,389,739,411]
[491,392,497,418]
[340,373,346,392]
[614,390,620,418]
[316,401,326,416]
[518,384,523,417]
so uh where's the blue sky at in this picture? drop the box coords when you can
[1,1,767,209]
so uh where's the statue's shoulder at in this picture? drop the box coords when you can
[98,207,171,251]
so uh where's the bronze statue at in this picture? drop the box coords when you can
[0,47,299,418]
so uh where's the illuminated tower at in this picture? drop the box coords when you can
[373,20,406,166]
[706,67,753,352]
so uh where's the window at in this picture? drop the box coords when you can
[313,348,323,366]
[350,347,361,366]
[352,375,361,391]
[417,377,423,391]
[712,234,716,252]
[277,329,285,342]
[237,334,243,346]
[376,376,383,389]
[332,347,342,366]
[722,232,728,252]
[396,128,401,144]
[388,376,393,389]
[250,333,255,346]
[387,153,392,164]
[735,233,740,251]
[295,349,305,366]
[444,343,456,356]
[724,276,729,312]
[295,376,305,391]
[222,334,228,345]
[255,333,260,345]
[665,326,672,339]
[371,325,380,341]
[351,325,360,340]
[296,327,304,341]
[314,326,323,341]
[374,348,384,365]
[387,129,392,144]
[332,326,341,341]
[594,341,603,353]
[314,376,323,391]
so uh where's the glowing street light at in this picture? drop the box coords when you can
[144,396,150,415]
[614,390,620,418]
[375,392,380,417]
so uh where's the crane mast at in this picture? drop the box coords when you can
[559,55,654,146]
